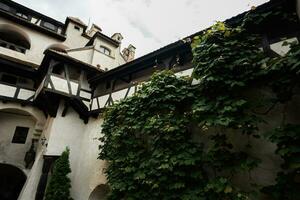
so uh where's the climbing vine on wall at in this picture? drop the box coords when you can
[99,4,300,200]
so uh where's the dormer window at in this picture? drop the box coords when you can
[100,46,111,56]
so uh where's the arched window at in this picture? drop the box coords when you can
[0,24,31,54]
[100,46,111,56]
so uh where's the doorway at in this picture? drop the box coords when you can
[0,164,26,200]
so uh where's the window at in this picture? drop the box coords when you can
[52,64,65,77]
[69,68,81,80]
[100,46,111,56]
[12,127,29,144]
[18,77,29,86]
[74,25,80,31]
[41,21,58,32]
[0,24,31,53]
[1,74,17,85]
[0,2,10,12]
[16,12,30,20]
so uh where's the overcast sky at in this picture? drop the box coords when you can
[15,0,268,58]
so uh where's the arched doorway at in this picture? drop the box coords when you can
[0,163,26,200]
[0,108,37,168]
[89,184,109,200]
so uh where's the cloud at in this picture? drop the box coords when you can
[125,15,162,44]
[15,0,268,57]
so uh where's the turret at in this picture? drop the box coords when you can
[122,44,136,62]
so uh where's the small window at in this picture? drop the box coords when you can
[52,64,66,77]
[100,46,111,56]
[1,74,17,85]
[18,77,29,86]
[16,12,30,20]
[41,21,58,32]
[12,127,29,144]
[69,68,81,80]
[0,2,10,12]
[74,25,80,31]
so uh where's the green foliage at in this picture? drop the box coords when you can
[262,125,300,199]
[100,71,206,199]
[99,5,300,200]
[45,148,73,200]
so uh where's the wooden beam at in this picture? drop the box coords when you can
[61,101,69,117]
[64,64,72,95]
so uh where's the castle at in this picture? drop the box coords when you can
[0,0,299,199]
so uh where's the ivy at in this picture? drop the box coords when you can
[262,125,300,199]
[100,72,206,199]
[99,4,300,200]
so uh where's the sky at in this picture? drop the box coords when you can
[15,0,268,58]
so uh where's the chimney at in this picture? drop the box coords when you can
[122,44,136,62]
[87,24,102,37]
[111,33,123,43]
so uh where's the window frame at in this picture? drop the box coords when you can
[99,46,111,56]
[0,38,27,54]
[40,20,58,32]
[11,126,30,144]
[74,25,81,31]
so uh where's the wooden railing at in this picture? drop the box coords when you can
[0,81,35,102]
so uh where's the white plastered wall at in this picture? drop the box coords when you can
[92,38,125,70]
[64,22,89,49]
[72,117,107,200]
[67,47,94,64]
[42,100,107,199]
[0,110,36,169]
[0,17,62,65]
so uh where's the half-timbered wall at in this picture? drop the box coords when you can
[89,36,299,112]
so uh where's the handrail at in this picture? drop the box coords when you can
[0,81,35,91]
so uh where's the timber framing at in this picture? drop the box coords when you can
[0,0,299,123]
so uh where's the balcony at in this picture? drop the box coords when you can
[0,81,35,103]
[90,68,196,112]
[35,73,92,109]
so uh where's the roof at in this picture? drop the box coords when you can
[0,52,38,69]
[86,32,120,47]
[0,0,66,40]
[89,39,191,83]
[1,0,64,26]
[44,49,104,73]
[66,17,87,28]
